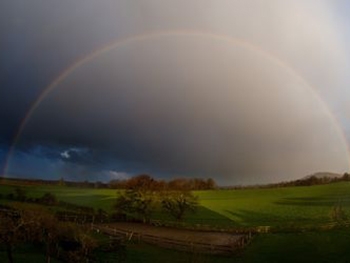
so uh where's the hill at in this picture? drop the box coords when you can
[302,172,342,180]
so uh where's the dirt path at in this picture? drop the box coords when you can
[99,222,244,246]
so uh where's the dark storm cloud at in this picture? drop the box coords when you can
[0,0,134,142]
[1,0,350,184]
[14,36,349,184]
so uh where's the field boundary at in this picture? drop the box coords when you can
[92,224,252,255]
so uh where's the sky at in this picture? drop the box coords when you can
[1,0,350,185]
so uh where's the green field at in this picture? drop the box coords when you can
[197,182,350,227]
[0,184,119,211]
[2,182,350,227]
[1,181,350,262]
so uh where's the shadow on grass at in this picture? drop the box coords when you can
[59,194,114,208]
[150,205,235,228]
[224,209,281,226]
[274,196,350,207]
[185,205,235,227]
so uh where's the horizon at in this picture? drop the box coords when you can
[2,170,348,188]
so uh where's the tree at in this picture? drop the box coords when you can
[168,178,189,190]
[125,174,156,190]
[161,191,198,221]
[342,173,350,181]
[114,190,155,223]
[206,178,217,190]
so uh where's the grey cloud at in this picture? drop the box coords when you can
[2,0,350,184]
[16,35,349,184]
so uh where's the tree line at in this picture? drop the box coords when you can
[222,172,350,190]
[267,172,350,188]
[109,174,217,190]
[1,175,217,190]
[3,172,350,191]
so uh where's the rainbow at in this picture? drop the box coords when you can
[3,30,350,176]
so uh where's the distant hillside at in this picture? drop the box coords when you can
[302,172,342,180]
[263,171,350,189]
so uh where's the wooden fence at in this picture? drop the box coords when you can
[90,220,350,254]
[92,224,252,255]
[149,219,270,234]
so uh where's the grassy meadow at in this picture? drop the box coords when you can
[197,182,350,227]
[1,181,350,262]
[1,181,350,227]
